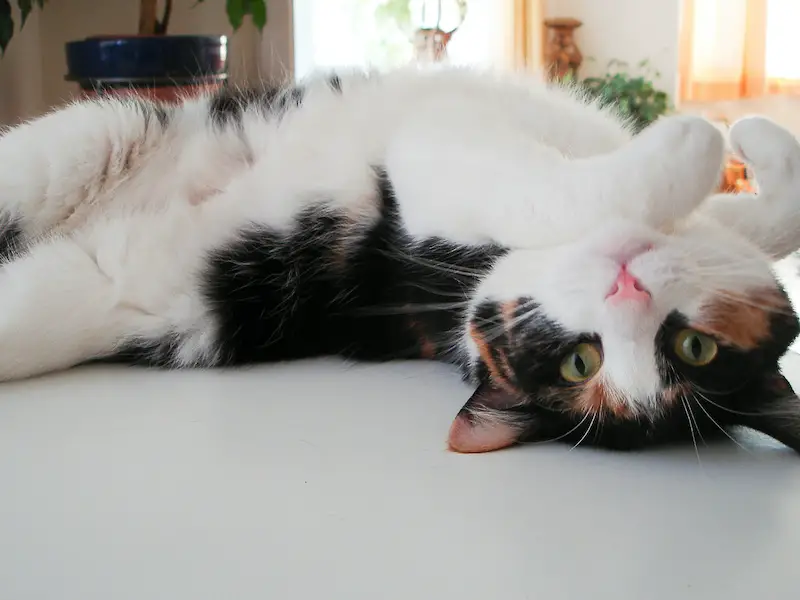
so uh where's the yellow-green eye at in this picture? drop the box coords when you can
[560,343,603,383]
[674,329,718,366]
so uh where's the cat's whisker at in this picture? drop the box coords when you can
[681,282,794,315]
[401,281,474,299]
[351,301,471,315]
[383,249,487,278]
[530,410,592,445]
[691,391,752,453]
[686,393,707,447]
[681,261,781,280]
[569,413,596,451]
[594,393,607,442]
[681,396,704,470]
[692,385,798,418]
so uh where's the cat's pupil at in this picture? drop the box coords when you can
[574,354,586,375]
[689,336,702,359]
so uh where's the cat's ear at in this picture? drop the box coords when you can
[733,373,800,453]
[447,381,532,453]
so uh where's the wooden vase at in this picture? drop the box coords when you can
[544,18,583,81]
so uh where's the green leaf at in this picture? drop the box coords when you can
[0,0,13,55]
[18,0,31,28]
[226,0,245,30]
[248,0,267,31]
[375,0,412,29]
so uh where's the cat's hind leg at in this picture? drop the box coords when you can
[699,116,800,260]
[0,235,136,381]
[386,104,724,248]
[0,97,171,241]
[0,206,225,382]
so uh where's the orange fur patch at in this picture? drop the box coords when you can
[496,301,520,384]
[419,337,437,360]
[329,215,358,272]
[572,378,633,419]
[469,325,517,395]
[409,318,437,359]
[661,384,690,408]
[694,287,787,350]
[501,300,518,334]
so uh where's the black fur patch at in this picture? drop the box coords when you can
[207,85,299,127]
[0,213,22,263]
[273,87,305,115]
[131,99,171,130]
[208,87,266,126]
[328,75,342,93]
[152,104,171,129]
[201,171,505,366]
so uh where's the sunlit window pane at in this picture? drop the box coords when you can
[690,0,747,80]
[766,0,800,80]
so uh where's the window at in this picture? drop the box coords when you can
[681,0,800,101]
[293,0,519,79]
[765,0,800,81]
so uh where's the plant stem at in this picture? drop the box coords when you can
[139,0,158,35]
[155,0,173,34]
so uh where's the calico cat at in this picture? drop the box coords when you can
[0,68,799,454]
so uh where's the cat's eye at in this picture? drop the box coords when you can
[560,343,603,383]
[673,329,718,366]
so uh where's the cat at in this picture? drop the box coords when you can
[0,67,799,455]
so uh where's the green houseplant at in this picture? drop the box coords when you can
[0,1,268,101]
[579,59,671,133]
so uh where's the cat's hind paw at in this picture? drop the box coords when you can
[728,116,800,191]
[647,115,725,187]
[616,115,724,228]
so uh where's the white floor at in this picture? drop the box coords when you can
[1,353,800,600]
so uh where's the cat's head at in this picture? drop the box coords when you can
[450,118,800,454]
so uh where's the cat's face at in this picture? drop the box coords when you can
[451,218,800,453]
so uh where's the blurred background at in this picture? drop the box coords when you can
[0,0,797,140]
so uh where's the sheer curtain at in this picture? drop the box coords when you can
[448,0,543,71]
[292,0,544,79]
[680,0,800,102]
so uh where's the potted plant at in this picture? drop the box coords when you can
[0,0,267,102]
[578,59,671,133]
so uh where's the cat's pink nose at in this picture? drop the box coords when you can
[606,266,651,304]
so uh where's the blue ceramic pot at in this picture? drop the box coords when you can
[65,35,229,99]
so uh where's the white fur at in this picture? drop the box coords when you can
[0,66,797,399]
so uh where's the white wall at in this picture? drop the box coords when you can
[546,0,681,99]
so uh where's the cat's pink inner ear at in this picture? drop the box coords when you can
[447,412,521,453]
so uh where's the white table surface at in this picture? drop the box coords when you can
[2,354,800,600]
